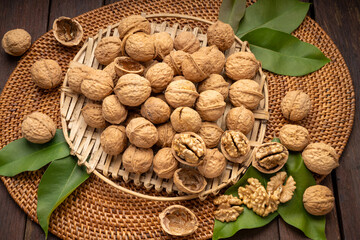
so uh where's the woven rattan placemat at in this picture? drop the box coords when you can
[0,0,354,239]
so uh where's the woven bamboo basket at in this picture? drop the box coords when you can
[60,13,268,201]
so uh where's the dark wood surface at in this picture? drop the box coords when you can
[0,0,358,239]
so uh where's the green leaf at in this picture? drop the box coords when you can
[218,0,246,31]
[236,0,310,37]
[241,28,330,76]
[0,129,70,177]
[212,166,278,240]
[37,155,89,237]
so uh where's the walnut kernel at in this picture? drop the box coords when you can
[172,132,206,166]
[21,112,56,144]
[31,59,62,89]
[252,142,289,174]
[2,29,31,56]
[266,172,296,203]
[214,206,244,223]
[220,130,250,163]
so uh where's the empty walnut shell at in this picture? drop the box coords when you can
[173,31,201,54]
[173,168,207,194]
[67,61,95,93]
[163,50,189,75]
[170,107,202,133]
[195,90,226,122]
[100,125,127,155]
[159,205,198,236]
[279,124,310,151]
[125,32,155,62]
[94,36,122,65]
[207,21,235,51]
[303,185,335,216]
[198,74,229,100]
[171,132,206,166]
[80,69,114,101]
[53,16,83,47]
[156,122,176,148]
[252,142,289,174]
[225,52,259,80]
[198,148,227,178]
[126,117,158,148]
[117,15,151,40]
[114,56,144,77]
[281,90,311,121]
[153,148,178,179]
[141,97,171,124]
[21,112,56,144]
[198,122,224,148]
[145,62,174,93]
[122,144,153,174]
[102,95,128,124]
[152,32,174,60]
[164,79,199,108]
[221,130,251,163]
[81,103,107,129]
[229,79,264,110]
[226,106,255,135]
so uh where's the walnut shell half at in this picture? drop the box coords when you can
[252,142,289,174]
[173,168,207,194]
[53,16,83,47]
[114,56,144,77]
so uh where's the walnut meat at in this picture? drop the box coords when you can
[252,142,289,174]
[163,50,189,75]
[214,205,244,223]
[197,148,226,178]
[302,142,339,175]
[145,62,174,93]
[117,15,151,40]
[220,130,250,163]
[100,125,127,155]
[197,46,225,74]
[225,52,259,80]
[114,56,144,77]
[67,61,95,93]
[198,74,229,100]
[21,112,56,144]
[141,97,171,124]
[125,32,155,62]
[53,17,83,47]
[153,148,178,179]
[122,145,153,174]
[195,90,226,121]
[266,172,296,203]
[102,95,127,124]
[165,80,199,108]
[229,79,264,110]
[173,168,207,194]
[152,32,173,60]
[170,107,202,133]
[81,69,113,101]
[181,49,212,83]
[172,132,206,166]
[207,21,235,51]
[173,31,200,54]
[226,106,255,135]
[281,90,311,121]
[214,195,242,205]
[81,103,107,129]
[2,29,31,56]
[198,122,223,148]
[31,59,62,89]
[156,122,176,148]
[94,36,122,65]
[126,117,158,148]
[279,124,310,151]
[303,185,335,216]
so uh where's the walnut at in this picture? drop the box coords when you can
[173,168,207,194]
[195,90,226,121]
[229,79,264,110]
[198,74,229,100]
[100,125,127,155]
[114,56,144,77]
[125,32,155,62]
[2,29,31,56]
[197,148,227,178]
[164,80,199,108]
[81,103,107,129]
[266,172,296,203]
[303,185,335,216]
[163,50,189,75]
[225,52,259,80]
[21,112,56,144]
[30,59,62,89]
[172,132,206,166]
[207,21,235,51]
[145,62,174,93]
[156,122,176,148]
[213,195,242,205]
[151,32,173,60]
[53,17,83,47]
[302,142,339,175]
[226,105,255,135]
[114,73,151,107]
[159,205,198,236]
[220,130,250,163]
[198,122,223,148]
[153,148,178,179]
[181,49,212,83]
[172,76,186,81]
[170,107,202,133]
[94,36,121,65]
[140,97,171,124]
[117,15,151,40]
[214,206,244,223]
[252,142,289,174]
[122,144,153,174]
[102,95,127,124]
[103,61,119,85]
[123,109,142,126]
[281,90,311,121]
[67,61,95,93]
[173,31,200,54]
[81,69,113,101]
[126,117,158,148]
[197,46,225,74]
[279,124,310,151]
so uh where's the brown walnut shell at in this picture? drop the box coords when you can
[67,61,95,93]
[281,90,311,121]
[125,32,155,62]
[102,95,128,124]
[229,79,264,110]
[100,125,127,155]
[225,52,259,80]
[21,112,56,144]
[94,36,122,65]
[173,31,201,54]
[126,117,158,148]
[164,79,199,108]
[153,148,178,179]
[53,16,83,47]
[163,50,189,75]
[170,107,202,133]
[173,168,207,194]
[220,130,251,163]
[151,32,174,60]
[198,74,229,100]
[226,106,255,135]
[117,15,151,40]
[279,124,310,151]
[197,148,227,178]
[122,145,153,174]
[81,103,107,129]
[195,90,226,122]
[197,46,225,74]
[140,97,171,124]
[207,21,235,51]
[181,49,212,83]
[114,56,144,77]
[145,62,174,93]
[156,122,176,148]
[2,29,31,56]
[303,185,335,216]
[80,69,114,101]
[103,61,119,85]
[198,122,224,148]
[252,142,289,174]
[31,59,62,89]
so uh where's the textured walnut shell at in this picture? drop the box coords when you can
[31,59,62,89]
[114,73,151,107]
[279,124,310,151]
[53,16,83,47]
[141,97,171,124]
[195,90,226,121]
[156,122,176,148]
[67,61,95,93]
[159,205,198,236]
[207,21,235,51]
[125,32,155,62]
[81,103,107,129]
[21,112,56,144]
[126,117,158,148]
[94,36,122,65]
[252,142,289,174]
[100,125,127,155]
[123,110,142,126]
[81,69,114,101]
[197,148,226,178]
[152,32,174,60]
[163,50,189,75]
[226,106,255,135]
[2,29,31,56]
[103,61,119,85]
[117,15,151,40]
[181,50,212,83]
[114,56,144,77]
[164,79,199,108]
[197,46,225,74]
[153,148,178,179]
[198,74,229,100]
[281,90,311,121]
[102,95,128,124]
[145,62,174,93]
[173,31,200,54]
[303,185,335,216]
[122,144,153,174]
[220,130,251,163]
[170,107,202,133]
[173,168,207,194]
[225,52,259,80]
[198,122,224,148]
[302,142,339,175]
[229,79,264,110]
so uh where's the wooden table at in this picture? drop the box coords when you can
[0,0,358,239]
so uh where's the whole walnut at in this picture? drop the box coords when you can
[163,50,189,75]
[229,79,264,110]
[94,36,121,65]
[303,185,335,216]
[198,74,229,100]
[279,124,310,151]
[114,56,144,77]
[145,62,174,93]
[117,15,151,40]
[281,90,311,121]
[302,142,339,175]
[114,74,151,107]
[164,79,199,108]
[226,106,255,135]
[153,148,178,179]
[181,49,212,82]
[100,125,127,155]
[151,32,173,60]
[252,142,289,174]
[81,69,113,101]
[125,32,155,62]
[126,117,158,148]
[156,122,176,148]
[197,148,227,178]
[53,17,83,47]
[221,130,250,163]
[195,90,226,122]
[207,21,235,51]
[2,29,31,56]
[67,61,95,93]
[173,31,200,54]
[103,61,119,85]
[198,122,224,148]
[122,145,153,174]
[172,76,186,81]
[102,95,128,124]
[225,52,259,80]
[31,59,62,89]
[21,112,56,144]
[197,46,225,74]
[140,97,171,124]
[81,103,107,129]
[170,107,202,133]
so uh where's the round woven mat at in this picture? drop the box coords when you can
[0,0,354,239]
